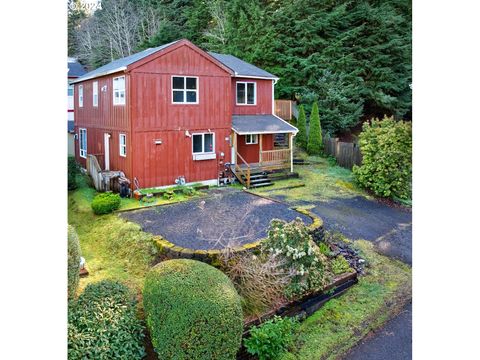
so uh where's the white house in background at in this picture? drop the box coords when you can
[68,57,86,155]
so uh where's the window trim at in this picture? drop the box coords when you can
[78,85,83,108]
[171,75,199,104]
[119,133,127,157]
[92,81,98,107]
[113,76,126,106]
[79,128,87,158]
[236,81,256,105]
[245,134,258,144]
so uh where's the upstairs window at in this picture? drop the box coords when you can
[68,84,74,96]
[172,76,198,104]
[192,133,214,154]
[113,76,125,105]
[245,134,258,144]
[236,82,256,105]
[119,134,127,157]
[78,85,83,107]
[92,81,98,107]
[79,128,87,158]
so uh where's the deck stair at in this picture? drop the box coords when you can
[239,171,273,188]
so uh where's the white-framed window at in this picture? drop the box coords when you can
[172,76,198,104]
[113,76,126,105]
[192,132,216,160]
[236,81,256,105]
[119,134,127,157]
[68,84,74,96]
[92,81,98,107]
[245,134,258,144]
[79,128,87,158]
[78,85,83,107]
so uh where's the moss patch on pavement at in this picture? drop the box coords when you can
[280,238,412,360]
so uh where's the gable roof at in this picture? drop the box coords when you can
[208,52,278,80]
[71,41,179,83]
[71,40,278,84]
[68,60,87,78]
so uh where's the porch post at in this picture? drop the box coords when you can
[259,134,263,164]
[232,131,237,165]
[289,133,294,173]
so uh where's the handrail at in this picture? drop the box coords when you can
[260,148,291,166]
[234,150,251,188]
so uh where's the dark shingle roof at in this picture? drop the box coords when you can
[72,41,179,83]
[209,52,278,79]
[68,61,87,77]
[232,115,297,134]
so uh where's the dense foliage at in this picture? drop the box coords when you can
[353,117,412,201]
[244,316,299,360]
[143,259,243,360]
[306,102,323,155]
[69,0,411,133]
[295,105,307,149]
[68,225,81,299]
[68,156,80,190]
[91,192,121,214]
[68,280,146,360]
[262,218,327,298]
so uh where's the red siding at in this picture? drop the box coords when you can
[129,44,232,187]
[237,134,274,164]
[232,78,273,115]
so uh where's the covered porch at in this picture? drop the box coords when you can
[230,114,298,188]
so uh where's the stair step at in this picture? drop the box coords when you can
[249,177,271,184]
[243,173,267,180]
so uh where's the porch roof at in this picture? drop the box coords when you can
[232,114,298,135]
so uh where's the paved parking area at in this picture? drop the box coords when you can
[120,188,312,250]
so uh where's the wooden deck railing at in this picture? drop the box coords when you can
[260,149,291,169]
[234,150,251,188]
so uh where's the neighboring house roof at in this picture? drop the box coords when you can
[208,52,278,80]
[68,120,75,133]
[72,41,180,83]
[72,39,277,84]
[68,60,87,78]
[232,115,298,135]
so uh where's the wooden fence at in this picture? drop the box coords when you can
[274,100,294,120]
[323,136,362,169]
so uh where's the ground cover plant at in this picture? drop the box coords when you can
[353,116,412,202]
[280,239,412,360]
[244,316,299,360]
[143,259,243,360]
[68,280,146,360]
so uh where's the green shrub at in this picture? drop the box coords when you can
[330,255,352,275]
[162,188,175,200]
[143,259,243,360]
[91,192,121,214]
[68,225,81,299]
[295,105,308,149]
[68,156,80,190]
[353,117,412,200]
[307,102,323,155]
[262,218,326,298]
[68,280,146,360]
[244,316,299,360]
[181,186,196,196]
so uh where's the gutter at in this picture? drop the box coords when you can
[70,66,127,84]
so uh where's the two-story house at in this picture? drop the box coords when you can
[68,57,86,155]
[72,39,297,189]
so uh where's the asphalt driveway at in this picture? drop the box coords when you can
[120,188,312,250]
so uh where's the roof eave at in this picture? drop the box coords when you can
[232,128,297,135]
[233,72,279,80]
[70,66,127,84]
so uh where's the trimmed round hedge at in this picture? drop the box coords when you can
[91,192,121,215]
[68,225,81,299]
[143,259,243,360]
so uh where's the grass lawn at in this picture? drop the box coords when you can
[68,176,206,294]
[281,239,412,360]
[251,152,370,203]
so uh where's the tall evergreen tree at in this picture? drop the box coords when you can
[307,102,323,155]
[295,105,307,149]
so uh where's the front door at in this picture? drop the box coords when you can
[104,133,110,170]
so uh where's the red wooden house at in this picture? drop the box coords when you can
[72,39,297,189]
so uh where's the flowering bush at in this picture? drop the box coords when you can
[262,218,327,298]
